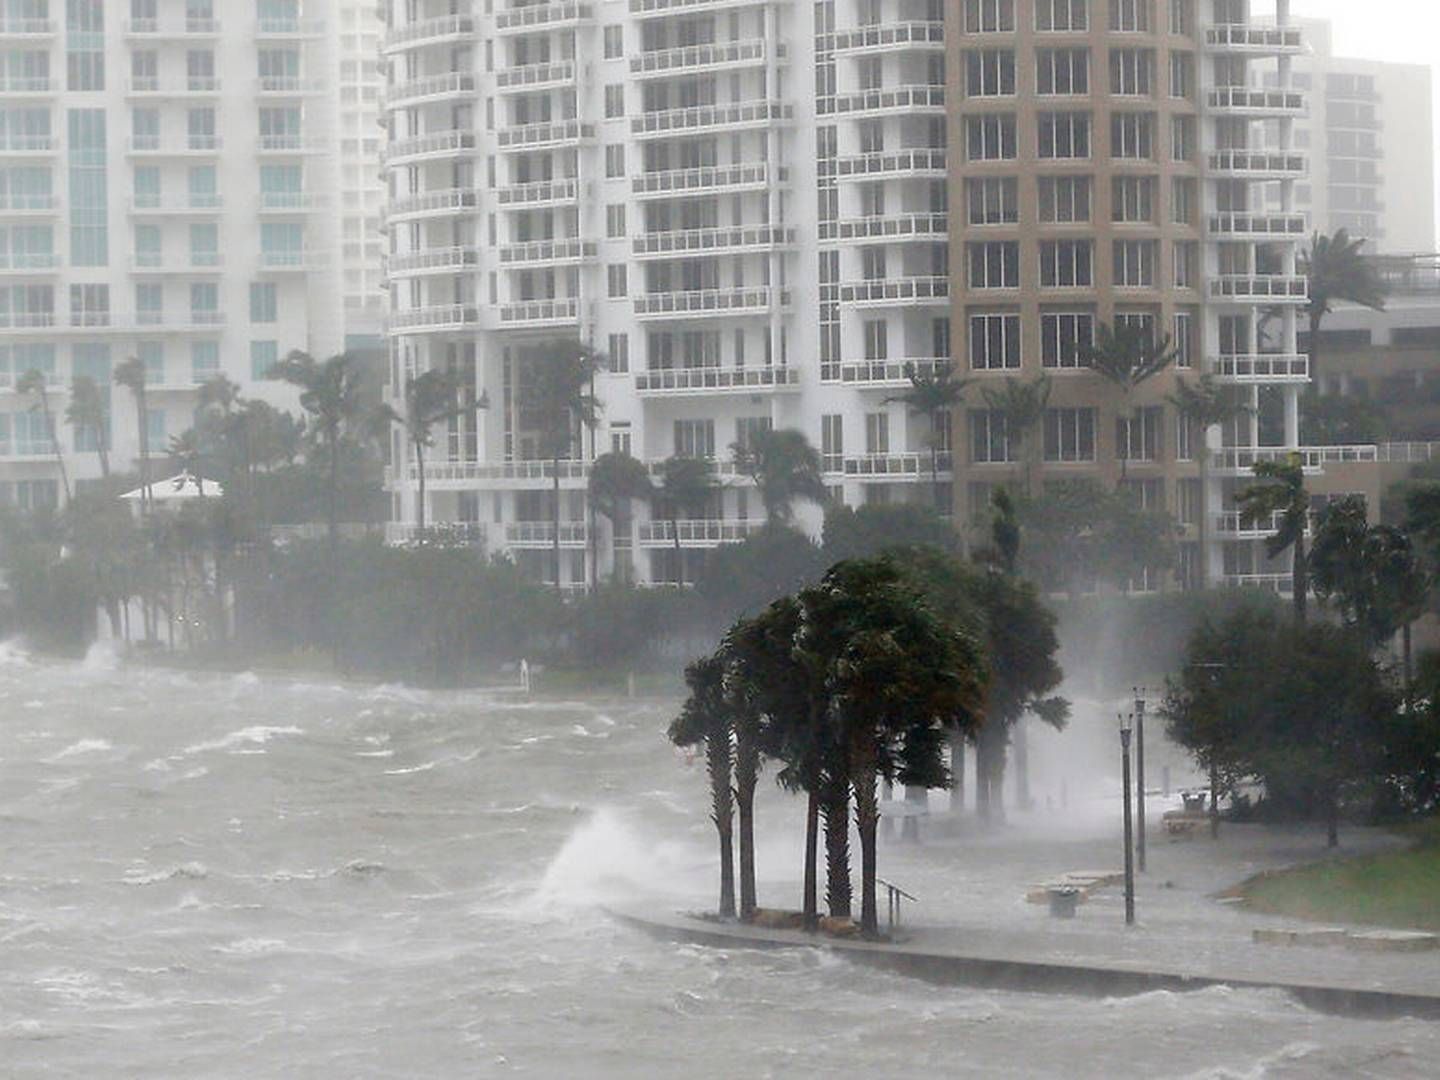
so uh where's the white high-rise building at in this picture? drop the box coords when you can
[378,0,1333,594]
[336,0,387,339]
[0,0,353,508]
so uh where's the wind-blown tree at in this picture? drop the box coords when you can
[1168,376,1250,588]
[669,653,737,919]
[269,350,366,549]
[651,455,717,587]
[1236,454,1310,624]
[821,502,960,563]
[799,559,986,936]
[1079,322,1179,483]
[884,364,971,512]
[167,428,209,494]
[371,369,487,531]
[114,356,152,512]
[16,368,70,503]
[587,451,653,582]
[981,374,1051,497]
[1303,228,1387,390]
[520,340,605,594]
[730,427,828,525]
[65,375,111,479]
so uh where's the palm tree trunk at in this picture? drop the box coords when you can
[327,430,340,551]
[851,739,880,937]
[414,436,427,530]
[821,775,851,918]
[707,730,735,919]
[1196,450,1209,589]
[42,398,71,502]
[552,454,562,596]
[949,730,965,813]
[803,790,819,930]
[1013,717,1031,811]
[1308,307,1324,393]
[1293,532,1308,626]
[672,514,683,587]
[735,723,758,921]
[135,391,151,514]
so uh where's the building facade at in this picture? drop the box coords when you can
[0,0,353,508]
[378,0,1387,595]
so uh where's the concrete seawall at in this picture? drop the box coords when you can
[607,907,1440,1021]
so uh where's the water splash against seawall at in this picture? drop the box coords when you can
[0,636,31,666]
[80,640,121,674]
[532,807,711,911]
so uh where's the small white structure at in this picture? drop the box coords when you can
[119,474,223,515]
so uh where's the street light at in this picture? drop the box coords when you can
[1118,711,1136,927]
[1134,687,1147,873]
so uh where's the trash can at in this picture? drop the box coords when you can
[1048,886,1080,919]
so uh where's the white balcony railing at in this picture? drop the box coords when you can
[837,452,952,479]
[385,72,476,105]
[1205,26,1304,52]
[632,225,795,258]
[496,119,593,150]
[1208,275,1308,302]
[1207,87,1305,115]
[1207,150,1306,177]
[495,2,593,33]
[388,188,480,217]
[1208,212,1307,238]
[631,100,792,137]
[384,130,474,160]
[494,61,575,90]
[821,85,945,117]
[1211,354,1310,382]
[497,239,597,265]
[631,162,783,198]
[389,305,482,332]
[634,287,785,319]
[838,277,949,305]
[834,148,946,180]
[385,522,487,548]
[383,14,475,52]
[503,521,589,546]
[386,246,481,275]
[634,367,801,395]
[824,213,947,242]
[496,178,580,206]
[829,21,945,53]
[835,358,950,386]
[630,39,774,76]
[498,298,580,325]
[638,519,765,546]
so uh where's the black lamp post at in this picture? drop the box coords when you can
[1119,710,1136,927]
[1134,687,1147,874]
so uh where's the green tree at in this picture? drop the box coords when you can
[730,427,828,525]
[1168,376,1250,588]
[1236,454,1310,625]
[520,340,605,594]
[821,502,959,563]
[15,368,70,503]
[884,364,971,512]
[694,524,824,632]
[65,374,110,479]
[651,455,717,587]
[1079,322,1179,483]
[372,369,487,531]
[669,653,737,919]
[1303,228,1387,389]
[114,356,152,511]
[980,374,1051,497]
[587,451,653,582]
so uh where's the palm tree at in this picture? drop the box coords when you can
[371,369,488,531]
[884,364,971,512]
[65,375,110,479]
[269,350,366,549]
[980,374,1051,497]
[1302,228,1387,390]
[15,369,69,502]
[167,429,208,495]
[520,341,605,595]
[652,455,717,587]
[1236,454,1310,625]
[730,427,828,525]
[1168,375,1251,589]
[587,451,653,582]
[114,356,152,513]
[669,653,737,919]
[1079,322,1179,483]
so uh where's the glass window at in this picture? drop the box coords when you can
[190,340,219,382]
[250,282,278,322]
[250,340,278,380]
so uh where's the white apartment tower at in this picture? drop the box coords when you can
[379,0,1322,593]
[0,0,350,508]
[337,0,387,338]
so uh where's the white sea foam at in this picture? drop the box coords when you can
[180,726,303,756]
[44,738,113,762]
[124,862,209,886]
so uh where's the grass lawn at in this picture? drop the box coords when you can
[1241,818,1440,931]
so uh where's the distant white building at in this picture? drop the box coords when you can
[1260,16,1436,254]
[0,0,366,509]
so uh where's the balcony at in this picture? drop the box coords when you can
[634,287,786,320]
[388,187,481,220]
[125,17,221,37]
[1207,87,1305,117]
[0,18,54,36]
[385,522,488,548]
[385,72,476,108]
[503,521,589,547]
[496,119,594,151]
[629,0,764,13]
[1207,150,1306,179]
[638,519,765,547]
[495,2,593,34]
[1215,509,1312,540]
[255,17,327,38]
[835,452,952,481]
[833,148,946,181]
[126,135,223,156]
[821,85,945,118]
[382,14,476,54]
[631,101,792,139]
[389,305,482,333]
[496,178,579,208]
[833,358,949,387]
[838,276,949,307]
[1207,212,1307,239]
[0,134,56,155]
[409,459,591,488]
[387,246,481,276]
[495,61,575,93]
[1221,573,1294,595]
[129,253,225,275]
[1208,275,1307,304]
[1211,354,1310,383]
[1212,446,1324,476]
[630,39,776,78]
[499,298,580,327]
[0,253,59,274]
[497,239,597,267]
[635,366,801,396]
[128,194,224,215]
[258,76,329,97]
[1205,25,1304,55]
[631,162,784,200]
[258,191,327,214]
[125,78,222,97]
[0,193,56,214]
[0,76,51,95]
[823,213,947,243]
[830,21,945,55]
[632,225,795,259]
[384,130,474,163]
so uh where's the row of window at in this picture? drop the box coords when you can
[970,405,1182,465]
[0,281,284,325]
[965,112,1195,162]
[961,310,1195,370]
[966,48,1192,100]
[965,239,1197,290]
[965,175,1196,227]
[963,0,1199,36]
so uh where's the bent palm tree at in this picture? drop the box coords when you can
[15,368,69,502]
[652,455,717,587]
[730,427,828,525]
[1079,322,1179,483]
[114,356,152,512]
[1236,454,1310,624]
[669,653,737,919]
[587,451,653,580]
[884,365,971,512]
[65,375,111,479]
[1303,228,1387,390]
[372,369,488,531]
[1168,376,1251,588]
[981,374,1050,497]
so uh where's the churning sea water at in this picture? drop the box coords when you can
[0,646,1434,1078]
